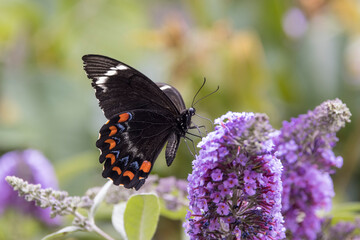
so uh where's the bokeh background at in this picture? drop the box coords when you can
[0,0,359,239]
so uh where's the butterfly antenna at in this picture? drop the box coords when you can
[193,84,219,107]
[191,78,207,108]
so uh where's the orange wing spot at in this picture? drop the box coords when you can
[118,113,130,123]
[107,177,114,182]
[109,126,117,136]
[105,139,116,150]
[139,177,145,180]
[112,166,122,175]
[106,153,116,165]
[139,160,152,173]
[123,171,135,180]
[105,120,110,124]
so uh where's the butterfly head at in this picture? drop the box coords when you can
[186,107,196,123]
[177,107,195,134]
[188,107,195,116]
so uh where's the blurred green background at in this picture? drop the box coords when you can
[0,0,360,239]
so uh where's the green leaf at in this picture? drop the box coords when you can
[124,193,160,240]
[89,180,113,221]
[41,226,82,240]
[112,202,127,240]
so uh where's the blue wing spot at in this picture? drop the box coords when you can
[112,136,121,144]
[119,155,129,166]
[129,161,139,171]
[127,112,133,121]
[111,150,121,158]
[115,123,126,132]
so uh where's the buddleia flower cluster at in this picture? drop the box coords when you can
[184,112,285,239]
[5,176,92,230]
[322,218,360,240]
[6,173,189,240]
[0,149,61,225]
[274,99,351,239]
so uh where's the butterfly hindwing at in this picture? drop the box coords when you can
[156,83,189,165]
[156,83,186,112]
[96,109,175,190]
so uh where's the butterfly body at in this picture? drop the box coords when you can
[82,54,194,190]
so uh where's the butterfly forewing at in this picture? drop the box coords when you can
[82,55,180,119]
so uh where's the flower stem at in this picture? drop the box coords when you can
[73,211,115,240]
[91,222,116,240]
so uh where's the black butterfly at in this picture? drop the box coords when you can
[82,54,195,190]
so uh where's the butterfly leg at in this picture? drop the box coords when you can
[187,131,202,139]
[184,136,198,156]
[189,123,207,136]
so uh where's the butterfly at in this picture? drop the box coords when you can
[82,54,196,190]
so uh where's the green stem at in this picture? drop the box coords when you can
[74,211,116,240]
[91,222,116,240]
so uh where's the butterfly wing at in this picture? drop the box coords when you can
[82,55,190,190]
[156,83,190,166]
[82,54,180,119]
[96,109,175,190]
[156,83,186,112]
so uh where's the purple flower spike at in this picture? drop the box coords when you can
[185,112,285,239]
[0,149,60,226]
[324,219,360,239]
[274,99,351,239]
